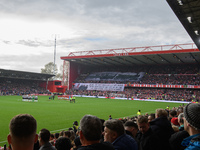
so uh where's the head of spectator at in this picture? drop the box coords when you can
[169,110,177,118]
[74,136,81,150]
[69,130,76,142]
[54,133,60,140]
[79,115,102,146]
[39,128,56,150]
[155,109,168,118]
[59,130,64,137]
[63,131,71,138]
[124,121,138,138]
[7,114,38,150]
[104,119,137,150]
[39,128,51,146]
[50,134,54,141]
[148,113,155,122]
[183,103,200,135]
[55,137,72,150]
[137,116,150,134]
[178,113,184,126]
[171,118,179,126]
[177,107,183,116]
[170,110,179,126]
[103,119,124,143]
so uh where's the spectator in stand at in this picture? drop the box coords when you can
[55,137,72,150]
[178,113,185,131]
[38,128,56,150]
[169,110,179,126]
[181,103,200,149]
[136,116,161,150]
[103,119,138,150]
[169,112,189,150]
[149,109,174,150]
[7,114,38,150]
[78,115,114,150]
[124,121,139,139]
[147,113,155,122]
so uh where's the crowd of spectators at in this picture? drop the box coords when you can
[66,88,200,102]
[2,103,200,150]
[74,64,200,85]
[0,78,50,95]
[70,64,200,102]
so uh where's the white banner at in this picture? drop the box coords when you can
[74,83,125,91]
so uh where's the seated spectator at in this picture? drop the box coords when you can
[78,115,114,150]
[103,119,138,150]
[181,103,200,149]
[38,128,56,150]
[55,137,72,150]
[149,109,174,150]
[136,116,161,150]
[7,114,38,150]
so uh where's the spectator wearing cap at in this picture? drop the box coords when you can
[169,110,179,126]
[181,103,200,149]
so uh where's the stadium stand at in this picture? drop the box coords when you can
[66,64,200,102]
[0,69,54,95]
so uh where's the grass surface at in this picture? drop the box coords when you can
[0,95,182,145]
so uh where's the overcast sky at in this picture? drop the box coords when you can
[0,0,193,73]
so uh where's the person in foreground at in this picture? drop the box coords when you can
[181,103,200,150]
[7,114,38,150]
[39,128,56,150]
[103,119,138,150]
[78,114,114,150]
[136,116,161,150]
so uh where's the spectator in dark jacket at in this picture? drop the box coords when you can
[103,119,138,150]
[181,103,200,150]
[149,109,174,150]
[137,116,161,150]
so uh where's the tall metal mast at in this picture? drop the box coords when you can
[53,35,56,78]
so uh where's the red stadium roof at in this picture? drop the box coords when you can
[61,43,200,66]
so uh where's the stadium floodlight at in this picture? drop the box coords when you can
[194,30,199,35]
[187,16,193,23]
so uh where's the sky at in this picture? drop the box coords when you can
[0,0,193,73]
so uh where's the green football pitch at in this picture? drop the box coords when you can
[0,95,182,145]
